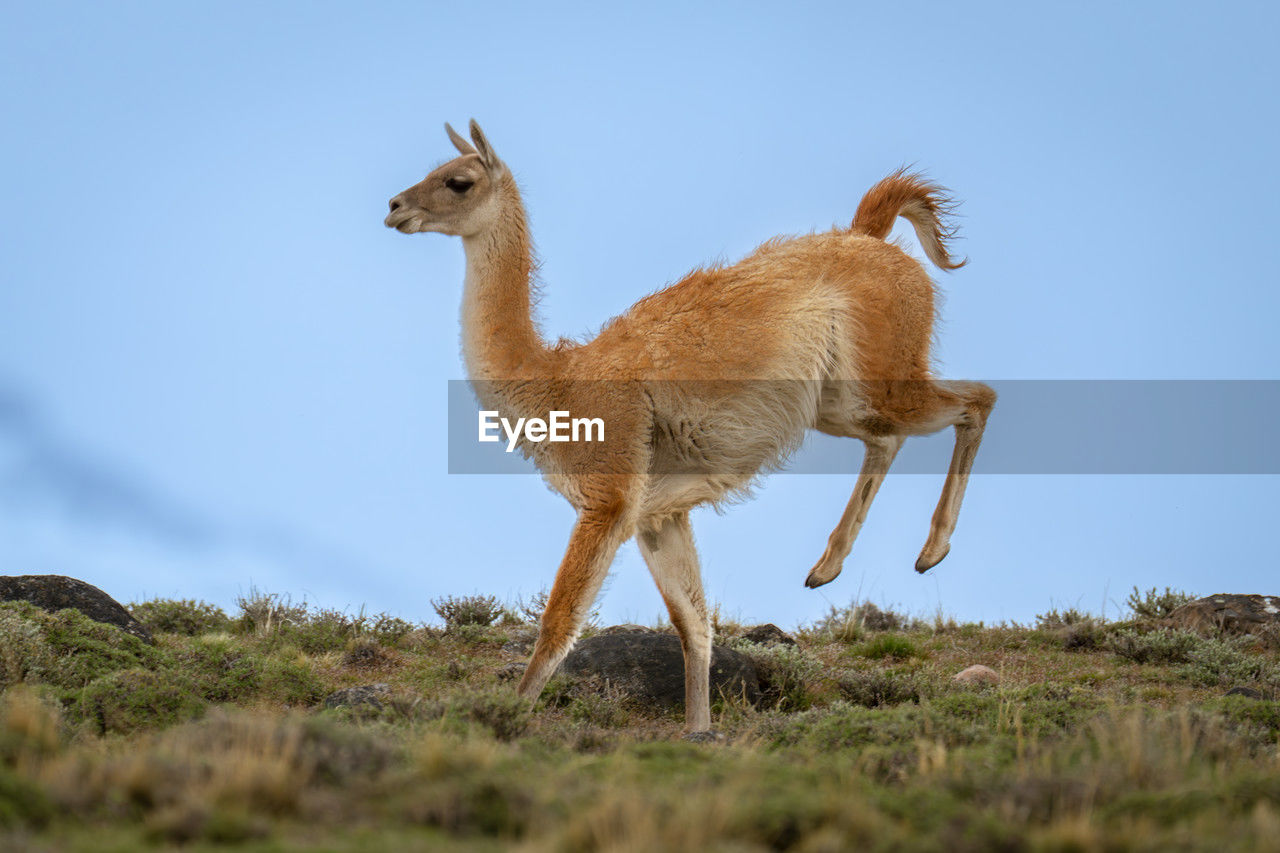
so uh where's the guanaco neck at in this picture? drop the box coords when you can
[459,177,553,383]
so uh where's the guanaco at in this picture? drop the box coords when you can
[386,121,994,733]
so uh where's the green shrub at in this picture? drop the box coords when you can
[257,656,326,705]
[1034,607,1094,628]
[515,589,595,630]
[837,669,925,707]
[1059,621,1106,651]
[234,587,308,637]
[1107,628,1202,665]
[1012,684,1102,736]
[852,635,922,661]
[752,701,925,750]
[286,607,358,654]
[734,641,824,711]
[448,688,530,740]
[0,602,164,690]
[169,637,322,707]
[1126,586,1196,619]
[74,669,206,734]
[455,623,513,645]
[1216,697,1280,737]
[130,598,230,636]
[756,686,1098,754]
[238,600,417,653]
[432,595,504,629]
[1034,608,1106,651]
[1177,637,1276,687]
[517,590,549,624]
[567,688,630,728]
[341,637,393,669]
[368,613,416,645]
[534,675,576,710]
[853,602,908,631]
[929,692,1001,725]
[804,601,910,643]
[1106,628,1277,687]
[0,607,54,688]
[174,639,267,702]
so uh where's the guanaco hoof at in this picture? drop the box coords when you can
[915,544,951,573]
[804,565,840,588]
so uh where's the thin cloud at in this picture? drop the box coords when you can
[0,380,372,578]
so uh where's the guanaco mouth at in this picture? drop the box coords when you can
[384,209,420,232]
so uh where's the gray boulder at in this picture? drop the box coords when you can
[0,574,153,644]
[558,632,761,707]
[1165,594,1280,636]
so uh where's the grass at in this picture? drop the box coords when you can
[0,590,1278,849]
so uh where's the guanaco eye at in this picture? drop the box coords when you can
[445,177,474,193]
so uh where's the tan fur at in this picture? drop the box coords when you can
[386,121,995,733]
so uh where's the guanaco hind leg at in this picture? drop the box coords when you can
[805,434,904,588]
[915,381,996,572]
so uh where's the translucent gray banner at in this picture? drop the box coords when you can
[445,380,1280,474]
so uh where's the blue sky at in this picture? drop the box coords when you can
[2,1,1277,628]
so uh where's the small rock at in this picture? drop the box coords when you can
[341,643,391,669]
[324,683,391,711]
[496,662,526,682]
[559,633,761,707]
[0,574,153,644]
[505,625,540,643]
[501,639,535,657]
[740,623,798,647]
[1223,686,1265,700]
[953,664,1000,686]
[682,730,724,744]
[500,625,540,656]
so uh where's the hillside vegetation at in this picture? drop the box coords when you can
[1,587,1279,851]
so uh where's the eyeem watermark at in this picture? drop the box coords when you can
[450,380,1280,474]
[479,410,605,453]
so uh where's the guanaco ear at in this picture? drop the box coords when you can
[468,119,504,174]
[445,122,477,157]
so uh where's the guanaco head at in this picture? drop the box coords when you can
[384,120,507,238]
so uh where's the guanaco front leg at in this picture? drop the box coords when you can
[805,434,904,588]
[637,513,713,733]
[517,499,633,703]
